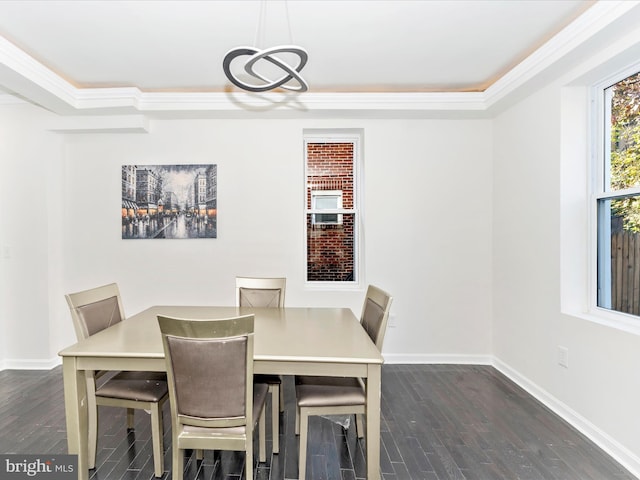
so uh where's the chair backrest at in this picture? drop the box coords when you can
[65,283,126,341]
[360,285,393,351]
[158,314,255,429]
[235,276,286,308]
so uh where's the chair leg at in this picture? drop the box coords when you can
[298,408,309,480]
[87,397,98,470]
[245,435,253,480]
[279,379,285,412]
[270,384,280,454]
[355,413,365,439]
[150,404,164,477]
[259,405,266,463]
[127,408,135,429]
[171,439,183,480]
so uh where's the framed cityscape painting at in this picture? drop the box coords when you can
[122,164,217,239]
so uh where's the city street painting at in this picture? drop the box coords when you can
[122,164,217,239]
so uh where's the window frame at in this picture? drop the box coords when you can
[303,129,364,289]
[590,64,640,325]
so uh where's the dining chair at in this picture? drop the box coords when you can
[235,276,286,308]
[294,284,393,480]
[235,275,286,454]
[157,314,268,480]
[65,283,169,478]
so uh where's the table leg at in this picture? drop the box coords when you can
[366,363,381,480]
[62,356,88,480]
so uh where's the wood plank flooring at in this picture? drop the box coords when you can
[0,364,635,480]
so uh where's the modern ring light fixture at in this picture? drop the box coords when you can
[223,1,308,93]
[223,45,308,93]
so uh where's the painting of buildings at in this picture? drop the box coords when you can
[121,164,217,239]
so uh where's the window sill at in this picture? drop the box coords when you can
[304,281,363,291]
[564,307,640,336]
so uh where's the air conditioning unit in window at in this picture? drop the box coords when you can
[311,190,343,225]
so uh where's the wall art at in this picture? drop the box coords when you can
[122,164,217,239]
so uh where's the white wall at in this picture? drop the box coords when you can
[42,117,491,364]
[0,103,64,368]
[492,84,562,379]
[492,39,640,474]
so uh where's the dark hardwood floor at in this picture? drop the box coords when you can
[0,364,635,480]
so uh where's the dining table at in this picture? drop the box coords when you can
[58,305,384,480]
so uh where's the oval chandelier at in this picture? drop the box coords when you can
[223,45,308,93]
[222,1,308,93]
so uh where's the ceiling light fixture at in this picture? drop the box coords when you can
[223,1,308,93]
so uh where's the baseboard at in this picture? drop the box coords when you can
[0,357,61,370]
[383,353,493,365]
[492,357,640,479]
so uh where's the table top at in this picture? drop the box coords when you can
[59,306,384,365]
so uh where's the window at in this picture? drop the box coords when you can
[304,130,362,284]
[596,69,640,317]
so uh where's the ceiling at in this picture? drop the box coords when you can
[0,0,594,92]
[0,0,635,119]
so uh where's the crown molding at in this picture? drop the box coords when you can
[0,1,638,119]
[484,0,640,111]
[46,114,150,133]
[74,89,488,117]
[0,36,77,113]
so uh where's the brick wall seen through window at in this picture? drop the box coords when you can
[306,141,357,282]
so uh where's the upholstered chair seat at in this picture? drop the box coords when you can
[96,371,168,402]
[295,376,365,407]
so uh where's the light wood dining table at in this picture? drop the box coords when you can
[59,306,384,480]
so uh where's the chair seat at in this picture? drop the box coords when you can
[295,376,365,407]
[96,371,168,402]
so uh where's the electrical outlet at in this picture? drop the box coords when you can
[388,314,397,328]
[558,346,569,368]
